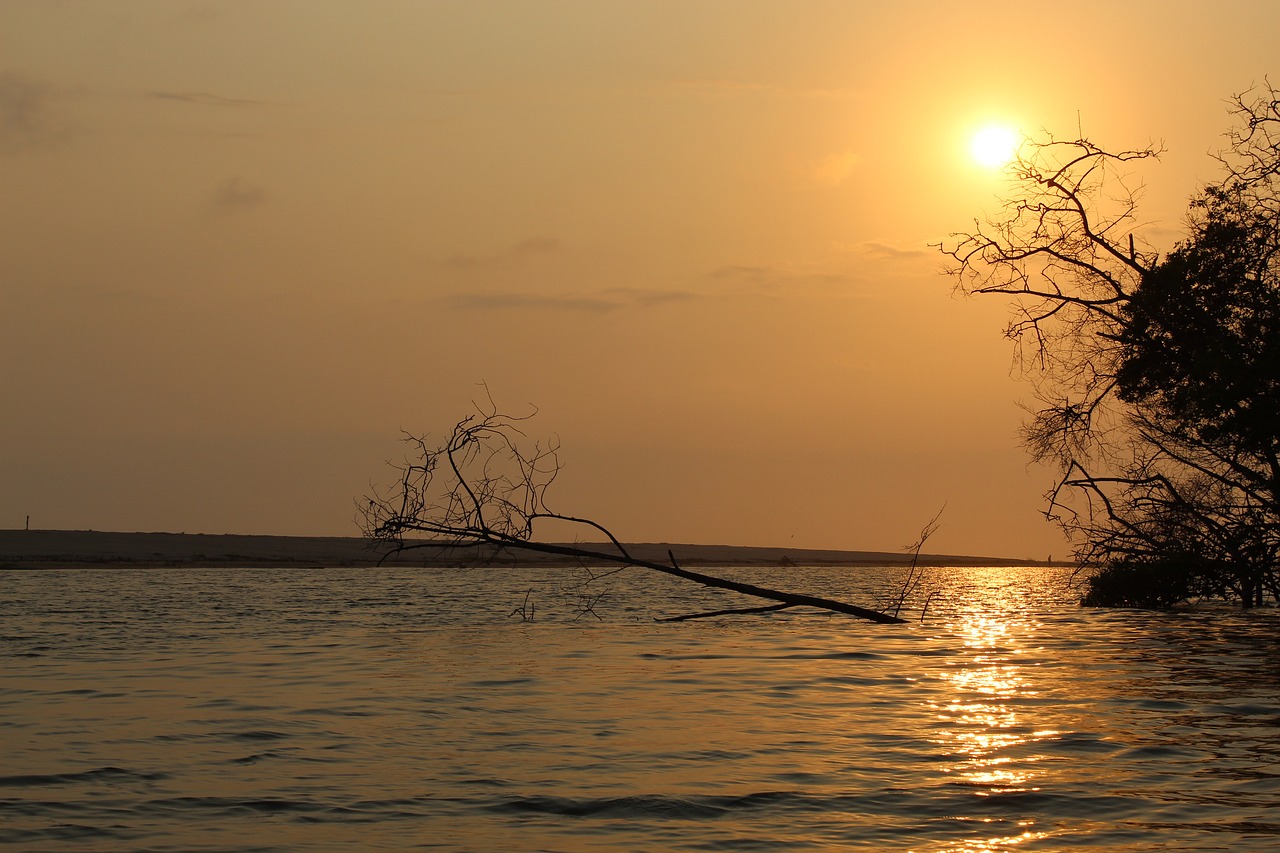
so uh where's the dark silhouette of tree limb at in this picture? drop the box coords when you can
[655,603,794,623]
[361,392,908,624]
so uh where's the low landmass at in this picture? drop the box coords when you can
[0,529,1060,570]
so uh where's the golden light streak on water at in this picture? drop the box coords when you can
[924,597,1064,849]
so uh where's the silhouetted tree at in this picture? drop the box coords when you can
[942,83,1280,608]
[360,393,907,623]
[1107,163,1280,606]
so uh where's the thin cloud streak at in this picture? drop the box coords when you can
[811,150,860,186]
[211,177,267,212]
[605,287,696,308]
[443,286,695,313]
[149,91,264,108]
[708,264,855,292]
[667,78,862,101]
[850,240,929,260]
[441,237,563,269]
[0,71,72,154]
[443,291,622,313]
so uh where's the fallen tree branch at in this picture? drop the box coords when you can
[361,395,908,624]
[656,603,794,622]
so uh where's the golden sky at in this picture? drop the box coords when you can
[2,1,1276,557]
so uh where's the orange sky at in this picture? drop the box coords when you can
[2,2,1276,558]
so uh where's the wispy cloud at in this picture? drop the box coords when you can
[441,236,563,269]
[709,264,771,281]
[605,287,696,308]
[709,264,853,291]
[2,276,174,310]
[211,177,267,212]
[149,90,263,107]
[668,78,861,100]
[507,236,561,258]
[1137,222,1185,253]
[443,286,694,313]
[0,71,72,154]
[810,150,859,186]
[444,291,621,313]
[849,240,928,261]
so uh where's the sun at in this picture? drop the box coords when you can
[970,125,1020,168]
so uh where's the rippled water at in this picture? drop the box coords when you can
[2,564,1279,851]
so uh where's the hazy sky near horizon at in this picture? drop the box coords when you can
[2,2,1276,558]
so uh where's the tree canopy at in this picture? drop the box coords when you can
[943,82,1280,608]
[1118,183,1280,458]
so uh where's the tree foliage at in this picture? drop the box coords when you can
[1118,183,1280,457]
[943,83,1280,608]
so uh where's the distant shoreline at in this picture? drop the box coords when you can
[0,529,1070,570]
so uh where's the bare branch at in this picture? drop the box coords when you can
[361,401,908,624]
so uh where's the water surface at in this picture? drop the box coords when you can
[2,565,1278,850]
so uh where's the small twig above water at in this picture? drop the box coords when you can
[510,588,536,622]
[883,505,945,619]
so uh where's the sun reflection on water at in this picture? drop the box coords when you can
[919,826,1054,852]
[925,599,1058,849]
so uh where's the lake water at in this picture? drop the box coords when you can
[2,564,1278,851]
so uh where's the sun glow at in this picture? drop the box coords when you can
[970,124,1020,168]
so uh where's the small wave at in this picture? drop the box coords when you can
[467,676,538,687]
[1117,743,1200,760]
[487,790,829,820]
[292,706,374,717]
[957,787,1137,819]
[197,697,276,712]
[1042,731,1123,753]
[221,729,292,741]
[779,651,886,661]
[0,824,133,845]
[146,795,330,816]
[639,653,752,661]
[135,794,442,823]
[814,674,894,687]
[1141,819,1280,835]
[0,766,167,787]
[1204,701,1280,716]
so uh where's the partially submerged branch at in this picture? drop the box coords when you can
[656,603,794,623]
[361,397,907,624]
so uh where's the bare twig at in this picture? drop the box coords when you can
[883,504,944,618]
[361,397,908,624]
